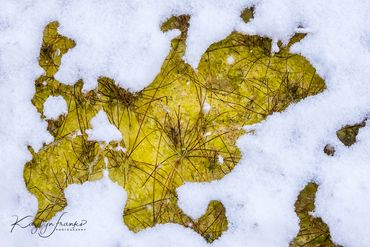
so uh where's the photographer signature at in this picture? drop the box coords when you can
[10,212,87,238]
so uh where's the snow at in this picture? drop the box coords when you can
[43,95,67,120]
[86,110,122,143]
[202,101,211,113]
[315,123,370,247]
[226,55,234,64]
[217,155,224,164]
[115,145,127,153]
[0,0,370,247]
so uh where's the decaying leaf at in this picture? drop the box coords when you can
[290,183,341,247]
[24,11,326,242]
[336,120,366,147]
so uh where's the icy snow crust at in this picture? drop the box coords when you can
[0,0,370,247]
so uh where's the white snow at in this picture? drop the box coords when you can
[43,95,68,120]
[315,123,370,247]
[115,145,127,153]
[86,110,122,143]
[217,155,224,164]
[0,0,370,247]
[226,55,234,64]
[203,101,211,113]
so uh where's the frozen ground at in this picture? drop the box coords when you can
[1,0,370,246]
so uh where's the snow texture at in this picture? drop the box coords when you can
[43,95,67,120]
[86,110,122,143]
[1,0,370,246]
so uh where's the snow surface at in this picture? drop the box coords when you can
[86,110,122,143]
[43,95,68,120]
[1,0,370,247]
